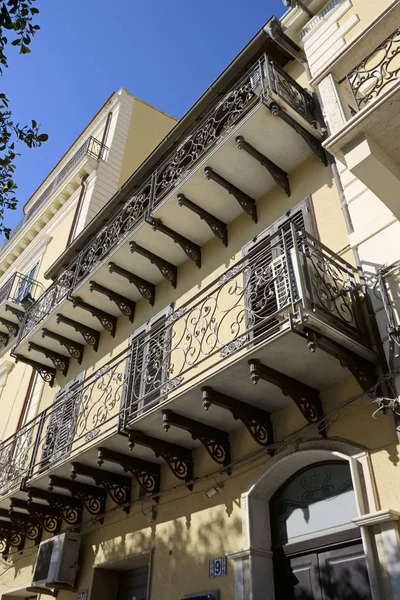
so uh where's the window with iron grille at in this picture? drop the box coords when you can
[124,305,173,421]
[243,197,317,343]
[40,372,85,469]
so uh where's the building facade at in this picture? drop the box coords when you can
[0,1,398,599]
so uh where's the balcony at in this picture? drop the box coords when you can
[12,56,329,377]
[321,16,400,166]
[0,225,377,543]
[0,136,108,270]
[0,273,44,349]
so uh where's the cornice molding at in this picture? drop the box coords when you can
[353,509,400,527]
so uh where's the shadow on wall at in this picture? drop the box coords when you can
[83,487,242,598]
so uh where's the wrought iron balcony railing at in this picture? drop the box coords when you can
[0,224,368,497]
[16,56,317,344]
[347,26,400,110]
[0,272,43,308]
[0,136,108,255]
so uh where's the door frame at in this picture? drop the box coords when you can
[227,439,390,600]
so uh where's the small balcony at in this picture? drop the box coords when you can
[322,18,400,165]
[0,273,44,349]
[12,55,328,376]
[0,226,377,540]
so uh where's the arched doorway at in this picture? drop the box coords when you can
[270,460,372,599]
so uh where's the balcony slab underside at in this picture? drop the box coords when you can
[325,81,400,164]
[15,100,321,364]
[0,324,362,511]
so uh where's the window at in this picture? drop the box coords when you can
[243,197,316,342]
[125,306,172,421]
[15,262,38,304]
[20,372,44,427]
[270,461,357,547]
[40,372,85,468]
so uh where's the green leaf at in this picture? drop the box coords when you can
[36,133,48,142]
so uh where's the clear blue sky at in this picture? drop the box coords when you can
[2,0,286,238]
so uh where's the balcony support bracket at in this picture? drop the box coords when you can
[5,304,25,323]
[97,447,160,499]
[3,510,43,544]
[27,342,69,377]
[0,331,9,347]
[162,409,231,470]
[25,486,83,526]
[248,359,326,437]
[48,475,107,524]
[147,218,201,269]
[69,297,116,337]
[202,386,273,449]
[89,281,136,322]
[56,314,100,352]
[13,354,55,387]
[177,193,228,247]
[236,136,290,197]
[128,431,193,489]
[304,329,378,393]
[0,521,25,554]
[130,241,177,288]
[41,328,84,364]
[10,498,62,534]
[270,103,328,166]
[71,462,132,514]
[204,166,257,223]
[0,316,19,337]
[108,262,155,306]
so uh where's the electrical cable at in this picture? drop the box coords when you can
[0,374,390,561]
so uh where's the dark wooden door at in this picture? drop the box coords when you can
[117,566,148,600]
[273,542,372,600]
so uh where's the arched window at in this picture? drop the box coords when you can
[270,460,358,547]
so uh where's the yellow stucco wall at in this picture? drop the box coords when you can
[0,5,399,597]
[118,98,177,188]
[341,0,394,44]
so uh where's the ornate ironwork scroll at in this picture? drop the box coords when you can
[97,447,160,498]
[177,194,228,247]
[162,410,231,469]
[0,331,9,347]
[202,386,273,448]
[26,486,83,526]
[13,354,56,386]
[48,475,107,523]
[56,313,100,351]
[270,103,327,165]
[148,218,201,268]
[10,498,62,534]
[71,462,131,513]
[128,431,193,487]
[89,281,136,322]
[347,26,400,110]
[130,241,177,288]
[16,268,75,343]
[248,359,325,436]
[42,328,84,364]
[108,262,155,306]
[28,342,69,376]
[235,136,290,196]
[0,316,19,337]
[0,522,24,553]
[204,167,257,223]
[70,297,117,336]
